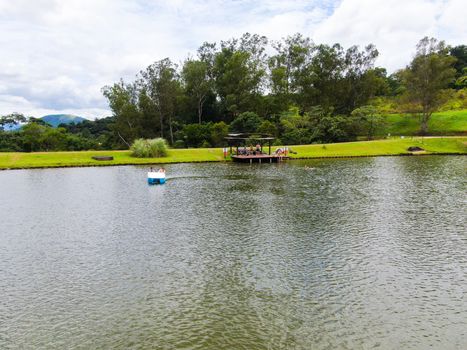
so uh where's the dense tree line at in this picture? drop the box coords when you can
[1,35,464,152]
[102,34,463,147]
[0,115,118,152]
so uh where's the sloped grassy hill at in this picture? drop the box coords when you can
[382,110,467,136]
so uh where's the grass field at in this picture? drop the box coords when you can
[1,137,465,170]
[381,110,467,136]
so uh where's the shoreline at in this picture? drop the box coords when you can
[1,137,465,171]
[0,153,466,171]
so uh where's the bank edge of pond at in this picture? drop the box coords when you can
[1,137,466,170]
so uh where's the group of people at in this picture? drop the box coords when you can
[149,167,165,173]
[236,144,262,156]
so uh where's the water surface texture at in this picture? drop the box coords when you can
[0,156,466,349]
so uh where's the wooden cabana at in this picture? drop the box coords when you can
[224,133,288,163]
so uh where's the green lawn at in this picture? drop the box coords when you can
[382,110,467,136]
[1,137,465,170]
[288,137,466,158]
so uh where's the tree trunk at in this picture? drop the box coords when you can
[169,115,174,145]
[117,131,131,148]
[198,94,206,124]
[198,100,202,124]
[420,112,430,135]
[160,114,164,138]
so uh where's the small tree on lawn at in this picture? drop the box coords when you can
[402,37,456,135]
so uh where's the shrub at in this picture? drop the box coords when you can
[172,140,185,149]
[130,138,168,158]
[200,140,211,148]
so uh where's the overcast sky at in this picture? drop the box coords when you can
[0,0,465,119]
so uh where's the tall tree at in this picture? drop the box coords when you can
[102,80,141,147]
[307,43,344,112]
[340,44,379,114]
[449,45,467,79]
[402,37,456,134]
[140,58,182,144]
[213,48,264,118]
[182,59,212,124]
[269,34,314,112]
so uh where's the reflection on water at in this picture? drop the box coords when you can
[0,156,466,349]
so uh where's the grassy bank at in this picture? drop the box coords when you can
[382,110,467,136]
[0,137,465,170]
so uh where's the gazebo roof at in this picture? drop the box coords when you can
[224,133,274,141]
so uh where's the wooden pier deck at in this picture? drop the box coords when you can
[231,154,289,163]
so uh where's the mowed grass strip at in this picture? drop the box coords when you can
[1,137,465,170]
[0,148,226,169]
[288,137,467,158]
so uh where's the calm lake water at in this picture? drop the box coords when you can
[0,156,466,349]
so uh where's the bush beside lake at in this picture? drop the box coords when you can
[130,138,168,158]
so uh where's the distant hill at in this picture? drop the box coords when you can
[41,114,87,127]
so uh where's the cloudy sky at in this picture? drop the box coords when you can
[0,0,465,119]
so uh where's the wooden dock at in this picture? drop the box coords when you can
[231,154,289,163]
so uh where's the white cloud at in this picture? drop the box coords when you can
[0,0,464,119]
[313,0,466,72]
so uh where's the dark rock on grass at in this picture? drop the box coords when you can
[408,146,424,152]
[92,156,114,161]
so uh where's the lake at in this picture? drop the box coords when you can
[0,156,466,349]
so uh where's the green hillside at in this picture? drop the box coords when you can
[381,110,467,136]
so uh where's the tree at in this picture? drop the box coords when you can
[269,34,314,112]
[339,44,380,114]
[182,59,212,124]
[229,112,262,133]
[450,45,467,86]
[140,58,182,144]
[307,43,344,112]
[351,105,385,140]
[308,108,356,143]
[455,68,467,89]
[21,122,47,151]
[402,37,456,134]
[0,113,27,131]
[102,80,142,147]
[213,34,267,118]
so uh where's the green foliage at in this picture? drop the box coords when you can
[450,45,467,86]
[279,111,313,144]
[258,120,277,136]
[351,105,386,140]
[209,121,229,147]
[182,59,212,123]
[181,123,212,147]
[401,37,457,134]
[229,112,262,133]
[179,121,228,147]
[130,138,169,158]
[0,113,27,131]
[311,114,357,143]
[455,68,467,89]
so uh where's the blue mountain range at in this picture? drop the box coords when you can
[3,114,87,131]
[40,114,87,127]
